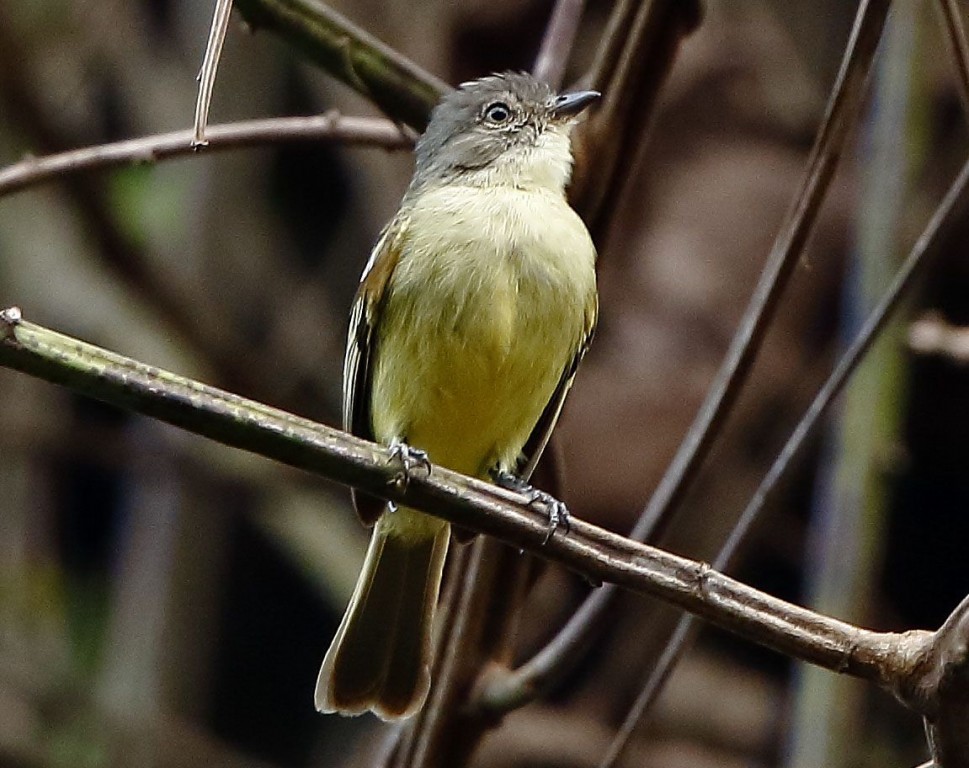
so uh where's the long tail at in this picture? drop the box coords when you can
[315,509,450,720]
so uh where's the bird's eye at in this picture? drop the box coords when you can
[484,102,512,124]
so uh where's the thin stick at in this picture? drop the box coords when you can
[935,0,969,117]
[597,101,969,768]
[628,0,891,547]
[0,114,411,200]
[478,0,892,717]
[533,0,587,89]
[194,0,234,146]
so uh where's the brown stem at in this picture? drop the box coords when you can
[569,0,703,240]
[906,596,969,768]
[193,0,234,146]
[935,0,969,118]
[532,0,587,89]
[0,308,945,698]
[0,114,412,200]
[480,0,893,717]
[231,0,449,130]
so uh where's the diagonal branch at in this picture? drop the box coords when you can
[597,44,969,768]
[532,0,587,90]
[0,305,944,699]
[231,0,450,130]
[569,0,702,239]
[935,0,969,118]
[628,0,891,550]
[0,114,412,200]
[480,0,893,717]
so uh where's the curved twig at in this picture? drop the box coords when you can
[0,114,412,200]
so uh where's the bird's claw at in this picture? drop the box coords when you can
[492,469,570,544]
[387,438,431,489]
[526,490,571,544]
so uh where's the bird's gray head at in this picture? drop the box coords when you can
[408,72,599,195]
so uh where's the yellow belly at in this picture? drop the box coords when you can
[369,184,596,479]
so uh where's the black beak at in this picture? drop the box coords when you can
[550,89,600,119]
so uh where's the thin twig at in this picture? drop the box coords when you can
[0,114,412,200]
[935,0,969,118]
[532,0,587,89]
[0,307,940,693]
[597,107,969,768]
[629,0,891,548]
[570,0,702,238]
[194,0,234,146]
[231,0,450,130]
[478,0,892,717]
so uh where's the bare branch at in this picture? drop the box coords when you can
[629,0,891,550]
[570,0,703,239]
[0,114,412,200]
[912,596,969,768]
[0,306,944,697]
[231,0,450,129]
[935,0,969,118]
[480,0,892,717]
[532,0,587,89]
[194,0,234,146]
[596,72,969,768]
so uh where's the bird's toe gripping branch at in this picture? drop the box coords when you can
[492,469,570,544]
[387,437,432,491]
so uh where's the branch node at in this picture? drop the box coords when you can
[0,306,22,340]
[691,560,713,598]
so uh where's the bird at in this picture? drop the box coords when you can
[315,71,599,721]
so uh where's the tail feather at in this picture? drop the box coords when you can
[315,511,449,720]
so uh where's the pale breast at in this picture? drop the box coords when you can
[370,184,596,477]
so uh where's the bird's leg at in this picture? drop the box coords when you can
[491,468,570,544]
[387,437,432,493]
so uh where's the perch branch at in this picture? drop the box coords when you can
[1,306,965,730]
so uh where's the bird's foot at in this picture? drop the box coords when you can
[387,438,431,490]
[492,469,570,544]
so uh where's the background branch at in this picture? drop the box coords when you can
[194,0,234,146]
[935,0,969,117]
[480,0,892,717]
[532,0,587,90]
[0,114,411,199]
[231,0,450,129]
[570,0,703,240]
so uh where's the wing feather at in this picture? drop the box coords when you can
[343,219,408,525]
[519,293,598,481]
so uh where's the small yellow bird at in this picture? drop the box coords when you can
[315,71,599,720]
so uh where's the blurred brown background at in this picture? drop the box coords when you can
[1,0,968,766]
